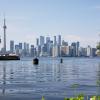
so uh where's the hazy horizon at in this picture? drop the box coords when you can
[0,0,100,50]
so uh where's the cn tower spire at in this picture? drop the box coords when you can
[3,15,7,53]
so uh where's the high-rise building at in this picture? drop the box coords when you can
[15,45,19,55]
[46,37,50,44]
[40,36,44,46]
[46,37,50,55]
[78,47,87,57]
[40,44,48,56]
[62,40,68,46]
[26,43,29,55]
[36,38,39,46]
[87,45,91,57]
[60,46,70,56]
[54,36,57,46]
[71,42,76,56]
[52,45,60,57]
[91,48,97,57]
[36,45,41,56]
[49,41,53,56]
[76,41,80,56]
[19,43,22,50]
[30,45,34,57]
[10,40,14,53]
[58,35,61,45]
[23,42,29,56]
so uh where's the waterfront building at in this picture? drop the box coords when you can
[86,45,91,57]
[10,40,14,53]
[23,42,29,56]
[23,42,27,56]
[71,42,77,56]
[91,48,97,57]
[26,43,29,56]
[36,38,39,46]
[36,45,41,56]
[76,41,80,56]
[46,37,51,55]
[68,46,73,56]
[52,45,60,57]
[62,40,68,46]
[15,45,19,55]
[49,41,53,56]
[40,44,48,56]
[60,46,67,56]
[46,37,50,44]
[60,46,70,56]
[34,48,37,57]
[19,43,22,50]
[58,35,61,46]
[54,36,57,46]
[40,36,45,46]
[78,47,87,57]
[52,46,57,57]
[30,45,34,57]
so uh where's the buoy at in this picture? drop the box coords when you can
[33,58,39,65]
[60,58,63,63]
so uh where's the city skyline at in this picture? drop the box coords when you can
[0,0,100,49]
[5,35,96,57]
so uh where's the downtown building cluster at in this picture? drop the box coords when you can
[0,17,97,57]
[8,35,97,57]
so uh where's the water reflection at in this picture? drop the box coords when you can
[2,62,6,95]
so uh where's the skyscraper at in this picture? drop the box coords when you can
[46,37,50,44]
[76,41,80,56]
[19,43,22,50]
[40,36,44,46]
[87,45,91,57]
[23,42,27,56]
[58,35,61,45]
[10,40,14,53]
[46,37,50,55]
[54,36,57,46]
[52,45,60,57]
[62,40,68,46]
[15,44,19,55]
[30,45,34,57]
[36,38,39,46]
[26,43,29,55]
[71,42,76,57]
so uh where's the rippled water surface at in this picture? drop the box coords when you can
[0,57,100,100]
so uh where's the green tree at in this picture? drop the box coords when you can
[97,42,100,50]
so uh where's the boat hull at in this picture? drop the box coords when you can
[0,56,20,60]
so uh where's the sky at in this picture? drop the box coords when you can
[0,0,100,49]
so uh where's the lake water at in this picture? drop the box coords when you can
[0,57,100,100]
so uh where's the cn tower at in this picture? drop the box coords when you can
[3,17,7,53]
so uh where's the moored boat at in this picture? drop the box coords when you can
[0,54,20,60]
